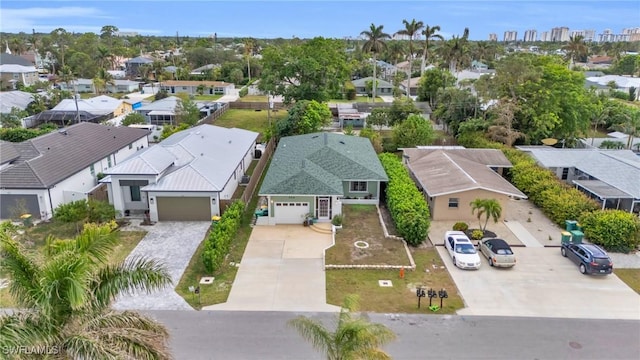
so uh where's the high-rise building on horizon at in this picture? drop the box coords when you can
[570,29,596,42]
[550,27,570,42]
[540,31,550,42]
[489,33,497,41]
[623,27,640,42]
[523,29,537,42]
[503,30,518,42]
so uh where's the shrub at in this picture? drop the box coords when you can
[379,153,430,246]
[344,81,356,100]
[201,200,244,272]
[579,210,640,253]
[471,229,484,240]
[239,87,248,97]
[53,199,116,223]
[331,214,343,226]
[452,222,469,232]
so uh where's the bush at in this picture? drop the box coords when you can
[452,222,469,232]
[379,153,430,246]
[239,87,248,97]
[344,81,356,100]
[471,229,484,240]
[201,201,244,272]
[331,214,343,226]
[53,199,116,223]
[579,210,640,253]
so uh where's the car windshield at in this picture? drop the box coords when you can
[455,243,476,254]
[496,249,513,255]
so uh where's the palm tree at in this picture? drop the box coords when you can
[441,28,470,74]
[562,35,588,68]
[95,45,112,70]
[9,37,28,55]
[0,223,173,359]
[243,38,255,82]
[470,198,502,232]
[420,25,444,74]
[385,41,405,78]
[610,108,640,149]
[289,295,396,360]
[395,19,424,88]
[51,28,70,68]
[361,24,391,102]
[100,25,119,50]
[94,68,115,94]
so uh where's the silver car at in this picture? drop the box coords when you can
[478,238,516,268]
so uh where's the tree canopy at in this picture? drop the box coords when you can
[259,37,351,104]
[274,100,332,138]
[392,114,435,148]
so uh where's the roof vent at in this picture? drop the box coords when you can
[58,128,68,135]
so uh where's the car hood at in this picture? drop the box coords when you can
[455,253,481,263]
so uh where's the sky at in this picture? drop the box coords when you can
[0,1,638,40]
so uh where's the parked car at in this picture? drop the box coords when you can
[478,238,516,268]
[561,243,613,275]
[444,231,481,270]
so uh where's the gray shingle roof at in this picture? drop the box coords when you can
[404,148,526,198]
[0,123,149,189]
[0,141,19,165]
[259,132,388,196]
[0,53,33,66]
[519,147,640,199]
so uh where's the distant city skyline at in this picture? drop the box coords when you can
[0,1,638,41]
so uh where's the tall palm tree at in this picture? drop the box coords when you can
[0,223,173,359]
[470,198,502,231]
[100,25,119,50]
[395,18,424,86]
[562,35,588,68]
[243,38,255,82]
[610,108,640,149]
[9,37,28,55]
[94,68,115,94]
[95,45,112,70]
[385,41,405,78]
[51,28,70,68]
[289,295,396,360]
[361,23,391,101]
[441,27,470,74]
[420,25,444,74]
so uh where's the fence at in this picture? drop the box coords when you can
[240,138,275,207]
[199,102,229,125]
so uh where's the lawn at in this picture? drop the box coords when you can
[175,159,271,309]
[326,248,464,314]
[615,269,640,294]
[213,109,287,134]
[193,94,222,101]
[237,95,268,102]
[325,205,410,266]
[0,225,146,308]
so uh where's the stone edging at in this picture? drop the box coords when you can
[325,264,414,270]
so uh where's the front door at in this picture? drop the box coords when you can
[318,197,330,219]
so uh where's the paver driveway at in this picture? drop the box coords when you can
[205,225,339,312]
[113,221,211,311]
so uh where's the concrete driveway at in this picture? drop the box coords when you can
[113,221,211,311]
[205,225,339,312]
[437,246,640,319]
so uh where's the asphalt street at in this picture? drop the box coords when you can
[147,310,640,360]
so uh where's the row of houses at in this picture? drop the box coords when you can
[1,122,638,225]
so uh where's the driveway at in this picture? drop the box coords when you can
[204,225,339,312]
[113,221,211,311]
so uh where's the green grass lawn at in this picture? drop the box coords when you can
[238,95,268,102]
[615,269,640,294]
[326,248,464,314]
[175,159,271,309]
[214,109,286,134]
[193,94,222,101]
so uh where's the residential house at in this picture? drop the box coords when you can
[259,132,388,225]
[135,96,181,126]
[585,75,640,101]
[58,79,141,94]
[400,77,421,97]
[190,64,221,76]
[0,123,149,220]
[0,90,34,114]
[0,53,39,89]
[102,124,259,221]
[517,146,640,214]
[402,147,527,221]
[159,80,235,96]
[351,77,394,97]
[125,56,154,78]
[25,95,127,128]
[471,60,489,71]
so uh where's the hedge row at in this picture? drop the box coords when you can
[579,210,640,253]
[379,153,430,246]
[502,149,600,227]
[202,200,244,272]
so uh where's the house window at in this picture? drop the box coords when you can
[130,186,141,202]
[350,181,367,192]
[129,144,133,149]
[448,198,459,208]
[561,168,569,180]
[107,156,112,168]
[89,164,95,177]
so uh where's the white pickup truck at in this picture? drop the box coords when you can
[443,231,481,270]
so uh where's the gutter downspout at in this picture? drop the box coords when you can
[47,188,54,220]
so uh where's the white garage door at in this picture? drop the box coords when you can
[275,202,309,224]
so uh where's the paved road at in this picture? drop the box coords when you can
[148,310,640,360]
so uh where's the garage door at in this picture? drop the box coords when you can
[274,202,309,224]
[157,197,211,221]
[0,194,40,220]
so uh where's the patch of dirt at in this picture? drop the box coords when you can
[378,204,398,236]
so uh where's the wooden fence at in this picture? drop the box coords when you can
[240,138,275,207]
[199,102,229,125]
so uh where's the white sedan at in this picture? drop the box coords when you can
[444,231,482,270]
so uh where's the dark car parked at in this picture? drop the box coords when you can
[561,243,613,275]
